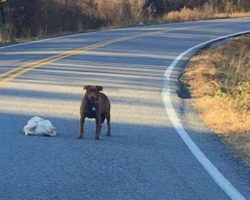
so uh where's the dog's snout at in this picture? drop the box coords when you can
[88,91,98,103]
[89,95,96,103]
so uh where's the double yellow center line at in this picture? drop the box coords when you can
[0,35,139,85]
[0,23,222,86]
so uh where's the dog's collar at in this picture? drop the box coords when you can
[89,104,96,112]
[85,102,97,116]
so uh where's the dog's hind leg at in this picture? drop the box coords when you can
[106,114,111,136]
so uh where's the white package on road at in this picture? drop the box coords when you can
[23,116,56,136]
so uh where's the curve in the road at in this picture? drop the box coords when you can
[163,30,250,200]
[0,22,235,86]
[0,18,250,200]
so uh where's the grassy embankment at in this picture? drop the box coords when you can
[181,35,250,165]
[164,3,250,22]
[1,1,250,46]
[0,0,144,45]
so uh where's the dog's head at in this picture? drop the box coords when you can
[84,85,103,103]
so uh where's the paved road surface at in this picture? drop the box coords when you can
[0,18,250,200]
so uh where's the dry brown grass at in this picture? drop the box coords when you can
[2,1,250,45]
[164,3,214,22]
[96,0,144,27]
[214,12,250,18]
[164,3,250,23]
[181,35,250,165]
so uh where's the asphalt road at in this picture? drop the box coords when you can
[0,18,250,200]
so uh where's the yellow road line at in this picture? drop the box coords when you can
[0,23,224,86]
[0,35,138,85]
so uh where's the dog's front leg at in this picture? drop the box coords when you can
[79,115,85,139]
[95,115,101,140]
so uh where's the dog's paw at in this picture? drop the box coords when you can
[78,136,84,139]
[106,133,111,137]
[95,136,100,140]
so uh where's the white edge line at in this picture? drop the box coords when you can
[0,30,106,50]
[162,30,250,200]
[0,23,170,51]
[2,17,248,51]
[0,22,194,50]
[0,27,132,50]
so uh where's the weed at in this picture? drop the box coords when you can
[234,82,250,112]
[164,3,214,22]
[182,35,250,165]
[211,37,250,113]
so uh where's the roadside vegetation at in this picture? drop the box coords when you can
[0,0,250,44]
[181,35,250,165]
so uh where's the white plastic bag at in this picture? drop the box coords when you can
[23,116,56,136]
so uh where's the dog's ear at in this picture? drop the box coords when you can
[83,85,90,90]
[96,86,103,91]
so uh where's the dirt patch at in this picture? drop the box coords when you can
[181,35,250,165]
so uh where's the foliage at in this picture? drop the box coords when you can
[211,36,250,113]
[164,3,214,22]
[0,0,249,41]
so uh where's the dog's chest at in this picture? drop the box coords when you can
[84,103,96,118]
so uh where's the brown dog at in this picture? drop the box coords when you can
[79,85,111,140]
